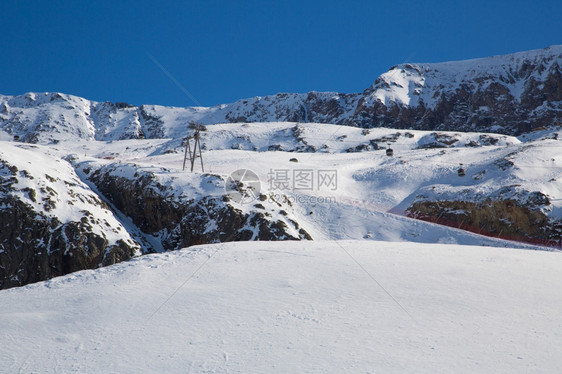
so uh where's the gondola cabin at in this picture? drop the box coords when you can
[386,144,394,156]
[13,135,20,141]
[457,167,466,177]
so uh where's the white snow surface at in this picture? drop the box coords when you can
[1,240,561,373]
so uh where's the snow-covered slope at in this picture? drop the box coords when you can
[1,240,562,373]
[0,143,140,289]
[1,121,560,288]
[1,46,561,142]
[0,93,144,143]
[55,122,561,247]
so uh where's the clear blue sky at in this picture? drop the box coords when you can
[1,0,561,107]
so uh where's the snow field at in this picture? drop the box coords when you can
[1,240,561,373]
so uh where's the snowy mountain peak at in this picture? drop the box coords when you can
[367,45,562,110]
[1,46,561,143]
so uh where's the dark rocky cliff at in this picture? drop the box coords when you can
[81,163,311,252]
[0,155,139,290]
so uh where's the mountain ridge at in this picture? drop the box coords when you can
[1,45,561,142]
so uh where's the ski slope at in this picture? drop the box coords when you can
[1,240,561,373]
[58,122,560,247]
[1,122,561,372]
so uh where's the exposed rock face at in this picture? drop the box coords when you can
[2,46,561,142]
[0,152,140,290]
[406,189,561,245]
[0,197,135,289]
[83,163,311,252]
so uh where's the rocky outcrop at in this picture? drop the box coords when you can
[0,154,140,290]
[82,163,311,252]
[0,196,135,289]
[406,189,561,246]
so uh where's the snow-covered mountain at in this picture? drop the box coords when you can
[1,46,561,143]
[1,45,561,290]
[2,121,560,288]
[1,46,561,372]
